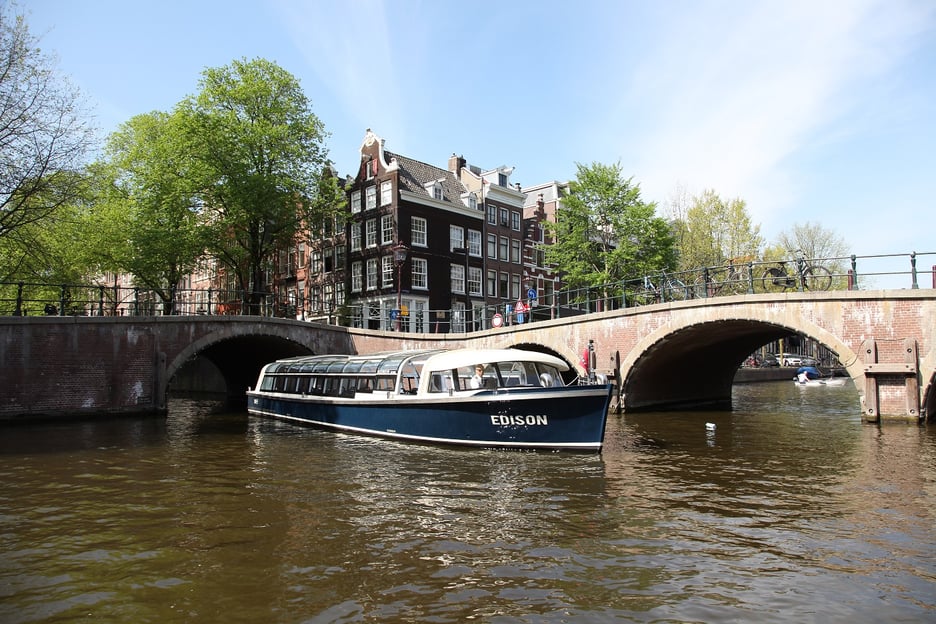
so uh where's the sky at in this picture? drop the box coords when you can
[20,0,936,284]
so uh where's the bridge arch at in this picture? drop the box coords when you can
[164,321,354,408]
[621,305,863,412]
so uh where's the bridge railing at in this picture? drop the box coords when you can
[2,252,934,330]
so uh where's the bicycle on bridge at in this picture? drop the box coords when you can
[631,271,690,306]
[761,250,833,292]
[693,256,754,297]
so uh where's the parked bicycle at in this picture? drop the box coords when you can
[761,250,832,292]
[632,271,689,305]
[693,256,753,297]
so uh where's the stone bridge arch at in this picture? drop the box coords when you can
[161,318,356,409]
[620,307,863,412]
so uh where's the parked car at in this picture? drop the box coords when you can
[776,353,815,367]
[759,353,779,367]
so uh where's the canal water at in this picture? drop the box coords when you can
[1,383,933,623]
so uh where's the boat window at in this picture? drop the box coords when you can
[359,359,381,374]
[398,362,421,394]
[260,375,277,391]
[458,364,494,391]
[376,357,404,373]
[375,376,395,392]
[428,371,455,393]
[326,361,348,373]
[342,360,364,374]
[535,364,563,387]
[399,374,418,394]
[339,378,357,398]
[355,377,373,393]
[323,377,342,396]
[501,362,543,387]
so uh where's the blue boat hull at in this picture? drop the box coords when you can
[247,386,612,451]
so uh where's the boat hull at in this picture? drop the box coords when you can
[247,386,612,451]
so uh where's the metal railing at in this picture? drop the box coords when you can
[2,251,934,331]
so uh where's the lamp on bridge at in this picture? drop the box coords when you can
[393,240,409,331]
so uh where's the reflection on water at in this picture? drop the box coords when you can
[0,385,933,623]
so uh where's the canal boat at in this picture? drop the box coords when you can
[246,347,612,451]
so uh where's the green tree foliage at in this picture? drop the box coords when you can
[543,162,676,299]
[0,6,94,245]
[177,58,334,311]
[89,112,207,312]
[673,189,763,270]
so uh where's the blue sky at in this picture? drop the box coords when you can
[22,0,936,278]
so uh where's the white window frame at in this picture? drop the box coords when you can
[366,258,378,290]
[468,266,482,296]
[412,216,427,247]
[351,261,362,292]
[467,229,481,257]
[412,257,428,290]
[381,255,394,288]
[450,263,466,294]
[381,215,394,245]
[380,180,392,206]
[366,219,377,247]
[450,225,465,251]
[350,223,361,251]
[365,185,377,211]
[511,211,521,231]
[351,191,362,214]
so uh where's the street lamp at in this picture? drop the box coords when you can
[393,240,409,331]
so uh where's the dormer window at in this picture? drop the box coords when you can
[461,191,479,211]
[425,180,444,201]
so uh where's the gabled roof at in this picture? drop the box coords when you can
[386,150,468,205]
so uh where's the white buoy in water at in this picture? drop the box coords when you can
[705,422,716,431]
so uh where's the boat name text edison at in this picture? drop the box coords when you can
[490,414,548,426]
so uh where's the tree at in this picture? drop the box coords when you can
[89,112,208,313]
[673,189,763,271]
[765,221,851,288]
[177,58,333,313]
[0,7,95,244]
[543,161,677,301]
[768,221,849,263]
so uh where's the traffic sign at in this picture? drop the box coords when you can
[527,288,537,300]
[515,300,527,314]
[491,313,503,328]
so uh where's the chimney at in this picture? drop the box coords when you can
[536,193,546,219]
[448,153,466,174]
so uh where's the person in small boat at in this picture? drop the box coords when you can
[796,365,821,381]
[470,365,485,389]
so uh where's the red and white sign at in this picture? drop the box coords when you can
[514,300,527,314]
[491,313,504,328]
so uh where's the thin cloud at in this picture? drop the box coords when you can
[616,0,933,232]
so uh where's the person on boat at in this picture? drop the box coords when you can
[470,365,485,389]
[796,365,821,381]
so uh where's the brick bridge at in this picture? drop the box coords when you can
[2,289,934,422]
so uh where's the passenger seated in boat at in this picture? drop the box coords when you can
[470,365,485,389]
